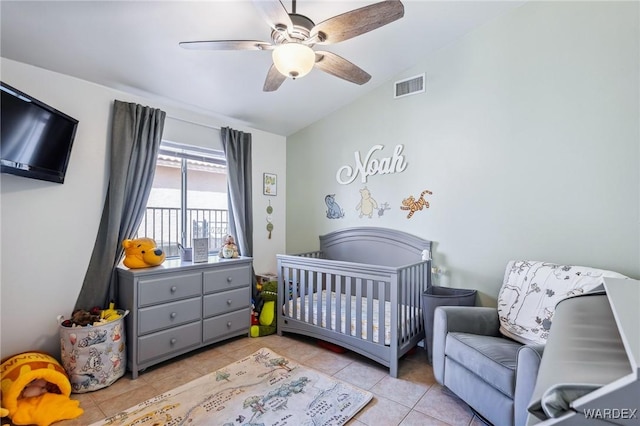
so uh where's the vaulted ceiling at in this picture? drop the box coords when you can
[1,1,525,136]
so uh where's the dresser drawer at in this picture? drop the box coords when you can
[204,265,251,293]
[203,308,250,342]
[138,297,202,335]
[203,287,250,318]
[138,272,201,307]
[137,321,201,364]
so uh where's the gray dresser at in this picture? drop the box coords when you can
[117,256,253,379]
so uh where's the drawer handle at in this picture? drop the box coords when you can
[170,338,177,345]
[226,299,232,306]
[170,312,177,319]
[170,286,177,293]
[226,276,233,283]
[227,321,232,328]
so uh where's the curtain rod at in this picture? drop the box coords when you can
[166,115,222,131]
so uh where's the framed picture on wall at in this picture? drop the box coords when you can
[263,173,277,196]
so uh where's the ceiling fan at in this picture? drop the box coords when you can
[179,0,404,92]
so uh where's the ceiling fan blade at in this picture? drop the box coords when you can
[263,64,287,92]
[179,40,272,51]
[252,0,293,32]
[314,51,371,85]
[311,0,404,45]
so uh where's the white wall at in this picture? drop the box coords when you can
[286,1,640,305]
[0,58,286,359]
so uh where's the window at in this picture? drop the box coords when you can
[136,141,227,258]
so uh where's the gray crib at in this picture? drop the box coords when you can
[276,227,432,377]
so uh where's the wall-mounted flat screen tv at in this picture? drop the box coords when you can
[1,81,79,184]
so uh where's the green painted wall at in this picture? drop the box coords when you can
[286,1,640,305]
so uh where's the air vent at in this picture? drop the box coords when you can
[394,73,425,99]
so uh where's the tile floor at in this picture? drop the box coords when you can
[51,333,489,426]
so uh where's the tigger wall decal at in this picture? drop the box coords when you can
[400,189,432,219]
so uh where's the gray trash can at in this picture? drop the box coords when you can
[423,286,477,363]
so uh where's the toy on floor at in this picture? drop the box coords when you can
[250,281,277,337]
[60,302,122,328]
[122,237,166,268]
[0,351,83,426]
[250,299,260,326]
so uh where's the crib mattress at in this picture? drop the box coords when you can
[286,291,420,346]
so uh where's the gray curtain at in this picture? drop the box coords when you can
[75,100,166,310]
[221,127,259,303]
[221,127,253,258]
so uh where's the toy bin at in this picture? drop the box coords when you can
[58,310,128,393]
[423,287,477,363]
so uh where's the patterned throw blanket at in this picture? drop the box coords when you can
[91,347,373,426]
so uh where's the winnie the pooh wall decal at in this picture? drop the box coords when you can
[400,189,433,219]
[356,187,378,218]
[336,144,407,185]
[325,194,345,219]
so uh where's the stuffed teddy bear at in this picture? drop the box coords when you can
[218,234,239,258]
[122,237,166,268]
[250,281,277,337]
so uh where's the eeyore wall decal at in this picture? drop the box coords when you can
[325,194,345,219]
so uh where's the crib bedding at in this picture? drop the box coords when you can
[286,290,421,346]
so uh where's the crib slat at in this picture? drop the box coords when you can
[282,267,290,317]
[299,268,307,322]
[355,278,362,340]
[378,280,385,345]
[399,268,406,345]
[291,268,304,319]
[325,273,332,332]
[335,274,343,337]
[316,270,322,327]
[307,269,314,322]
[402,268,416,342]
[345,276,352,337]
[366,279,373,342]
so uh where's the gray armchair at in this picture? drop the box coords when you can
[432,305,543,426]
[431,260,628,426]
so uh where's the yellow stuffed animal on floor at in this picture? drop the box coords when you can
[1,352,83,426]
[122,237,166,269]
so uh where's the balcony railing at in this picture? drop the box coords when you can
[136,207,228,258]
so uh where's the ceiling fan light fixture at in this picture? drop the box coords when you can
[272,43,315,79]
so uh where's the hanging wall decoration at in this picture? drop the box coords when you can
[400,189,433,219]
[266,201,274,239]
[336,144,408,185]
[324,194,345,219]
[355,187,378,219]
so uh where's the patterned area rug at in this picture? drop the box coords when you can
[91,347,373,426]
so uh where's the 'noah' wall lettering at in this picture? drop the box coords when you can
[336,144,408,185]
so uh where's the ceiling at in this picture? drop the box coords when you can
[0,1,525,136]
